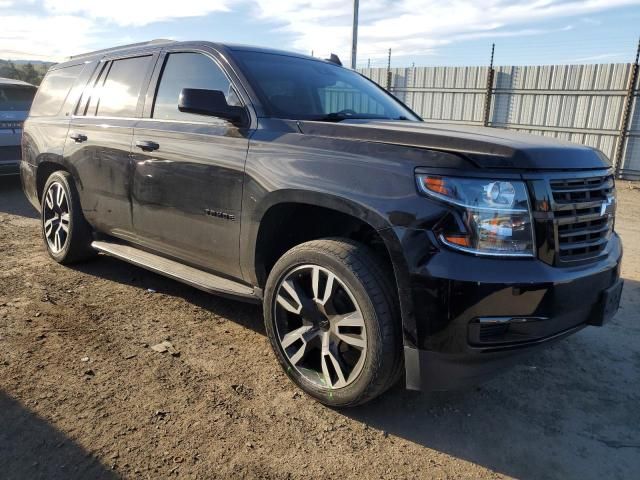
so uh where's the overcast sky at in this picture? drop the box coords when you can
[1,0,639,66]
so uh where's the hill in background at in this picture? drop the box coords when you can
[0,60,55,86]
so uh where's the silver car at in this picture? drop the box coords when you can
[1,77,36,176]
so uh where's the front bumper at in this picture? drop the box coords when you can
[0,160,20,176]
[0,143,22,176]
[400,229,623,391]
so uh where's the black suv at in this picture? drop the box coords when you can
[21,40,623,406]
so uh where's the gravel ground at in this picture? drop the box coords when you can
[1,175,639,480]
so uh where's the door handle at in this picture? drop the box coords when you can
[69,132,87,143]
[135,140,160,152]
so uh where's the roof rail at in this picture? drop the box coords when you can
[67,39,176,60]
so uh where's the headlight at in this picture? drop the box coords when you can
[416,175,535,257]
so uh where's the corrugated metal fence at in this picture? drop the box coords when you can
[359,64,640,178]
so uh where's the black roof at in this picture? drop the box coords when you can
[56,39,325,69]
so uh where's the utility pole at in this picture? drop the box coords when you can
[386,48,392,91]
[483,43,496,127]
[350,0,359,69]
[615,36,640,177]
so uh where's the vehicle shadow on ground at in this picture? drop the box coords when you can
[0,176,38,219]
[0,391,117,479]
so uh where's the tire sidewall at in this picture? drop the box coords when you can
[264,244,386,407]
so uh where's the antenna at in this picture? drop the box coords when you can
[327,54,343,66]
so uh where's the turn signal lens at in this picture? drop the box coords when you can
[442,235,471,247]
[423,176,450,195]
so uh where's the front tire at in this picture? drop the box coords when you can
[264,238,402,407]
[41,171,96,264]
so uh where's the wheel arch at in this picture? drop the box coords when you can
[35,160,70,202]
[244,190,391,285]
[243,189,417,364]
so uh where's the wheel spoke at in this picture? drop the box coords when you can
[312,266,335,305]
[276,279,303,314]
[334,330,366,349]
[55,184,65,207]
[320,332,347,388]
[45,189,54,209]
[320,333,333,387]
[334,311,365,328]
[281,325,318,366]
[44,218,54,236]
[59,213,70,233]
[281,325,315,349]
[327,350,347,386]
[54,231,61,251]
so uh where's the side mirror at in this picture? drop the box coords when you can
[178,88,246,125]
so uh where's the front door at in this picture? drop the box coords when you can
[131,51,250,278]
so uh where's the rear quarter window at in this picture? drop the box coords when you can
[30,64,84,117]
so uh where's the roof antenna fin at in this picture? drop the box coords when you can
[326,53,343,66]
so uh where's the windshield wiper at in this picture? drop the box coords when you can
[312,112,394,123]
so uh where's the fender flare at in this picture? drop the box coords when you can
[240,188,418,355]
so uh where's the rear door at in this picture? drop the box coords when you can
[65,53,157,238]
[131,49,251,278]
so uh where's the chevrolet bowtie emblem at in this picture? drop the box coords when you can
[600,194,615,217]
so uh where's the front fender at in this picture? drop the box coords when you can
[239,188,393,285]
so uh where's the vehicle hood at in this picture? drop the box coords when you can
[298,120,611,170]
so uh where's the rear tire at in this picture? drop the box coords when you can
[264,238,402,407]
[41,171,96,264]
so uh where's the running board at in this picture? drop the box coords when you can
[91,240,260,302]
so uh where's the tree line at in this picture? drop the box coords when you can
[0,60,54,86]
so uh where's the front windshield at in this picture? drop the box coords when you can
[232,50,420,122]
[0,86,36,112]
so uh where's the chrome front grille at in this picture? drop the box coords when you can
[549,174,615,263]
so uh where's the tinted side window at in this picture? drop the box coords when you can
[153,52,239,122]
[29,64,84,117]
[95,56,151,118]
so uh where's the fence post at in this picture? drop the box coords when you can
[483,43,496,127]
[386,48,392,91]
[615,38,640,177]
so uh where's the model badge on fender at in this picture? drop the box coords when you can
[205,209,235,221]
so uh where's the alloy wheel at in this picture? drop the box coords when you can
[273,264,367,389]
[43,182,70,253]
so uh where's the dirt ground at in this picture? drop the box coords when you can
[1,175,639,480]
